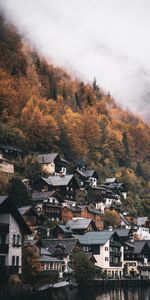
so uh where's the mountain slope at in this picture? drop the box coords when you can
[0,15,150,215]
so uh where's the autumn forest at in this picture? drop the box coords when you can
[0,15,150,216]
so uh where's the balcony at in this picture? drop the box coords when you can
[110,251,122,257]
[0,244,9,254]
[110,241,121,247]
[110,262,122,267]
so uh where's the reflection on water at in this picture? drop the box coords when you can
[76,287,150,300]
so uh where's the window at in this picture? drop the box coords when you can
[13,234,16,245]
[17,235,20,245]
[0,234,6,244]
[12,256,15,266]
[16,256,19,266]
[0,256,5,266]
[105,247,108,251]
[105,257,109,261]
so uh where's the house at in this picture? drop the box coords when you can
[18,205,49,237]
[24,239,64,279]
[65,218,97,235]
[124,240,150,278]
[119,213,132,229]
[103,177,127,200]
[61,205,104,230]
[86,186,120,213]
[52,224,73,239]
[75,168,98,188]
[37,153,69,175]
[115,229,133,242]
[137,217,150,228]
[32,191,64,221]
[0,145,23,159]
[0,195,31,277]
[135,226,150,240]
[78,230,124,278]
[41,238,79,274]
[34,175,79,203]
[0,153,14,174]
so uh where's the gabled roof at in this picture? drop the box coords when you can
[66,218,93,230]
[87,207,103,216]
[0,145,23,153]
[75,169,98,179]
[56,224,72,234]
[116,229,131,237]
[38,255,63,263]
[0,195,31,234]
[24,239,43,247]
[41,238,78,256]
[78,230,116,245]
[131,240,150,254]
[37,153,59,164]
[41,174,76,187]
[84,170,98,178]
[32,190,63,203]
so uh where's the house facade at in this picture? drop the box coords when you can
[61,205,104,230]
[0,196,30,276]
[79,231,124,278]
[37,153,69,175]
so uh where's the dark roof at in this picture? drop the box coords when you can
[84,170,98,178]
[56,224,72,234]
[116,229,131,237]
[75,169,98,179]
[41,238,78,256]
[37,153,59,164]
[130,240,150,254]
[32,191,63,202]
[87,207,103,215]
[78,230,115,245]
[41,174,76,187]
[38,255,63,263]
[66,218,93,230]
[0,145,23,152]
[0,195,31,234]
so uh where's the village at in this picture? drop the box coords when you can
[0,144,150,286]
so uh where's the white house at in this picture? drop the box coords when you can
[79,230,124,278]
[135,227,150,240]
[0,195,31,276]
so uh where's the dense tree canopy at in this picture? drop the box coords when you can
[0,15,150,215]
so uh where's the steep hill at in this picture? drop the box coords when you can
[0,15,150,215]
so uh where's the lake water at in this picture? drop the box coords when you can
[72,286,150,300]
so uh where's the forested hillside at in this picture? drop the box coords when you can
[0,15,150,215]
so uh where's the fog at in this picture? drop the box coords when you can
[1,0,150,121]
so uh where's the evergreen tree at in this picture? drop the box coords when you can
[122,132,131,167]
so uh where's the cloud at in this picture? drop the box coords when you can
[1,0,150,121]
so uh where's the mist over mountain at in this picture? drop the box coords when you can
[1,0,150,121]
